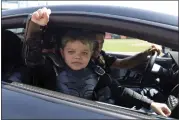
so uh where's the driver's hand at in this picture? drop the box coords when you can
[150,102,171,117]
[144,45,161,56]
[31,7,51,26]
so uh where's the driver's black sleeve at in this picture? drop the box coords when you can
[110,81,153,109]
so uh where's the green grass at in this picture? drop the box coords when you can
[102,39,152,52]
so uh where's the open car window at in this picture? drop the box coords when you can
[103,32,163,55]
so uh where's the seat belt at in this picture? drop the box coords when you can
[43,52,64,77]
[89,61,112,99]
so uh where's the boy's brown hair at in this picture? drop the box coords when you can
[61,30,97,52]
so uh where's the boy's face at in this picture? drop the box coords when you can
[60,40,92,70]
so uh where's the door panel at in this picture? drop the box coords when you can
[2,88,120,119]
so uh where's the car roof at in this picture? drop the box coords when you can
[2,5,178,27]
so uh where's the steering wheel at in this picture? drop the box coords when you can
[145,51,158,73]
[141,51,158,86]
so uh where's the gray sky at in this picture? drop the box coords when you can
[2,1,178,16]
[47,1,178,16]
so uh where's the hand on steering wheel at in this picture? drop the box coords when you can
[144,45,161,73]
[143,44,161,73]
[146,45,161,56]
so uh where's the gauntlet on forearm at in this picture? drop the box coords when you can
[23,15,46,67]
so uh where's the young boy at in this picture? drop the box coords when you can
[57,30,99,99]
[23,7,171,117]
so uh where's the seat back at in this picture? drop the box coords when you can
[2,30,23,64]
[2,29,23,75]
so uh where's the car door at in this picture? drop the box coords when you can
[2,81,162,119]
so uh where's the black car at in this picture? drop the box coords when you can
[2,4,179,119]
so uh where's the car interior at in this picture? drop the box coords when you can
[2,29,23,81]
[2,22,179,118]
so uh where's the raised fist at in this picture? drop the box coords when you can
[31,7,51,26]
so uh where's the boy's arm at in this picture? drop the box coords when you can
[110,83,171,116]
[23,15,46,67]
[118,87,153,109]
[94,72,152,108]
[110,81,152,109]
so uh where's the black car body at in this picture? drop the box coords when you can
[2,4,179,119]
